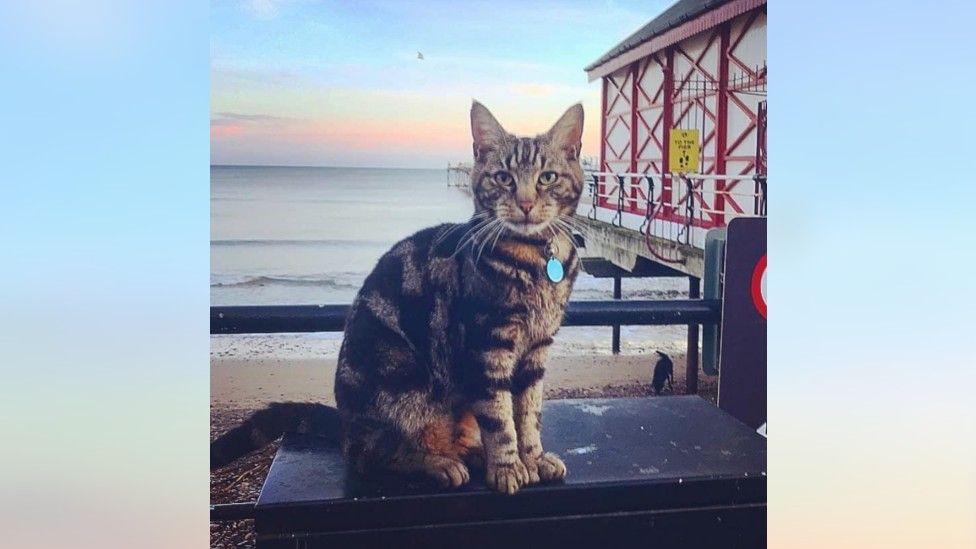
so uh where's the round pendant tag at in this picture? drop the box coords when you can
[546,258,564,283]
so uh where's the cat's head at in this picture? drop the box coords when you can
[469,101,584,237]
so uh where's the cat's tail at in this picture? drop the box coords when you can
[210,402,340,469]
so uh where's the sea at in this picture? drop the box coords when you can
[211,165,688,355]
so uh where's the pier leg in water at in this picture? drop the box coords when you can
[612,275,621,355]
[686,276,700,394]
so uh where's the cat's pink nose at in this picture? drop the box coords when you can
[518,200,534,214]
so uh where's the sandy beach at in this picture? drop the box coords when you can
[211,353,699,409]
[210,335,715,414]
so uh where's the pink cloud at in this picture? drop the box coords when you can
[211,124,244,138]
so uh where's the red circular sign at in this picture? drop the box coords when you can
[751,254,767,319]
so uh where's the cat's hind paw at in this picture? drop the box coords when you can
[424,455,470,488]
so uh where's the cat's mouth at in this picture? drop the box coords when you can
[503,218,552,236]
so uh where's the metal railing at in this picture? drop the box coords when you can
[211,299,721,334]
[581,170,766,262]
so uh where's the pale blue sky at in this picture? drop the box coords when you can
[211,0,671,167]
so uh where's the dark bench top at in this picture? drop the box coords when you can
[255,395,766,537]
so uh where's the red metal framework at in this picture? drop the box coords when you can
[594,5,766,234]
[598,67,634,209]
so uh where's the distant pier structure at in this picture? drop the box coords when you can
[446,163,472,192]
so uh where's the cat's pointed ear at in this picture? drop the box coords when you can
[547,103,584,161]
[471,100,508,161]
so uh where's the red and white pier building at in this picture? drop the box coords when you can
[577,0,767,279]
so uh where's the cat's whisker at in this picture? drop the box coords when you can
[443,213,494,247]
[454,218,499,258]
[553,217,579,236]
[454,228,488,257]
[475,220,504,265]
[480,222,506,265]
[556,216,588,248]
[433,222,469,248]
[479,222,505,261]
[489,223,507,255]
[554,225,578,255]
[557,214,587,232]
[436,211,490,245]
[451,218,493,256]
[552,220,582,259]
[557,211,583,224]
[553,217,580,244]
[448,224,480,252]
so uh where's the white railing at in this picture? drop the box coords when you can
[578,171,767,260]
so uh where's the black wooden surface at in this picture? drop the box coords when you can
[254,396,766,548]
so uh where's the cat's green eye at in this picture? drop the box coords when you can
[538,171,559,185]
[494,171,513,186]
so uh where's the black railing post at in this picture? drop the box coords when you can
[756,175,767,217]
[684,175,694,245]
[614,175,625,226]
[686,276,701,395]
[639,175,654,235]
[612,276,622,355]
[589,174,598,220]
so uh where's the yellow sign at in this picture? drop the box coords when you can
[669,129,700,173]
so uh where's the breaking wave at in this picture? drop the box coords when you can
[210,273,364,289]
[211,238,388,248]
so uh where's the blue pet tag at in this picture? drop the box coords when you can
[546,257,564,283]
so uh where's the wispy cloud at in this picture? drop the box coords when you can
[212,112,293,123]
[210,111,297,139]
[245,0,279,19]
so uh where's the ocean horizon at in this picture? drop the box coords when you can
[211,164,689,355]
[210,163,452,171]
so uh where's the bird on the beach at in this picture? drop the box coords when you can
[651,350,674,395]
[417,51,424,60]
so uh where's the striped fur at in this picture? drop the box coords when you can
[335,102,585,494]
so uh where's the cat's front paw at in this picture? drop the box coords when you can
[520,451,566,484]
[485,460,529,495]
[535,452,566,482]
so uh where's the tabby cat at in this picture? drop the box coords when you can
[211,101,585,495]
